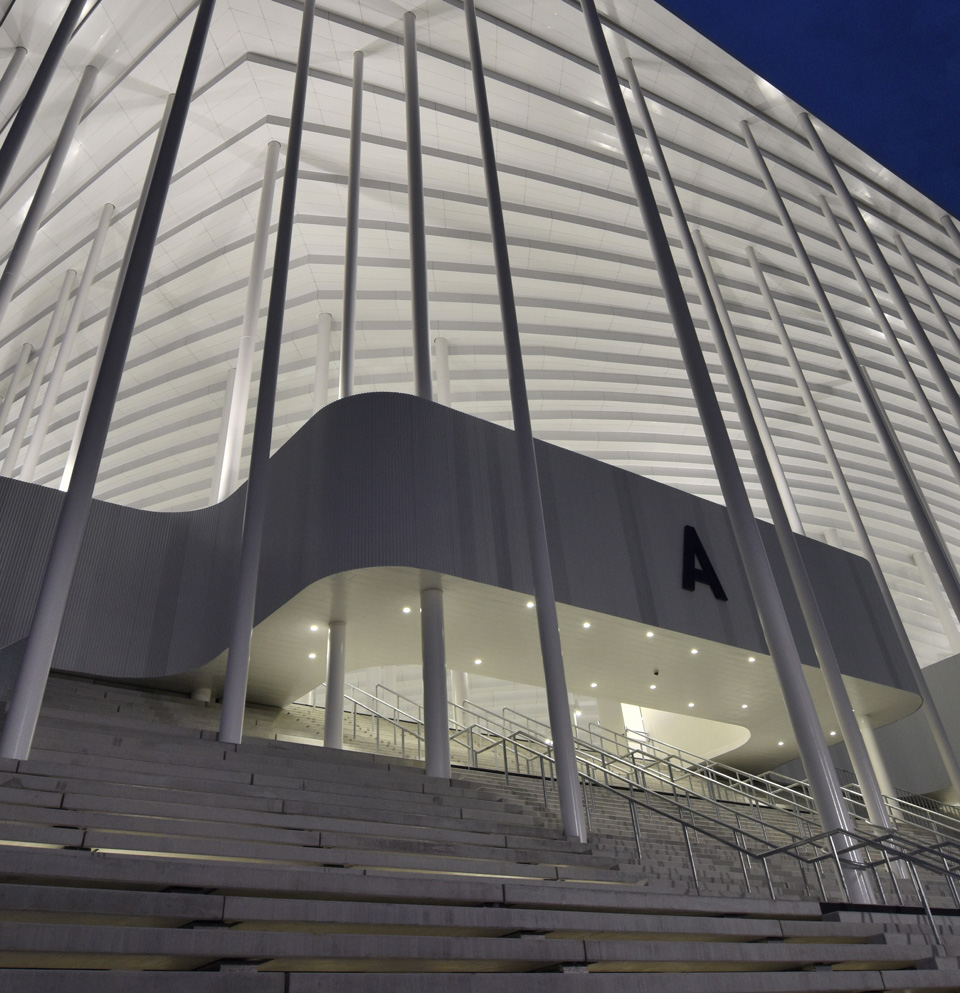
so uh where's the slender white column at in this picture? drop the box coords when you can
[61,94,177,492]
[449,669,469,710]
[404,13,431,400]
[914,551,960,655]
[0,64,97,332]
[799,114,960,434]
[2,268,76,475]
[694,244,804,533]
[855,713,898,801]
[208,366,236,505]
[750,249,960,797]
[465,0,586,842]
[421,588,451,778]
[751,251,960,797]
[894,233,960,364]
[819,199,960,490]
[591,51,865,888]
[217,139,281,502]
[943,215,960,256]
[744,121,960,625]
[0,47,27,115]
[339,52,363,400]
[694,231,889,829]
[0,342,33,439]
[312,312,332,414]
[324,621,346,749]
[21,203,115,483]
[434,336,451,407]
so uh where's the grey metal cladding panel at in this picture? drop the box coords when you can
[0,392,911,693]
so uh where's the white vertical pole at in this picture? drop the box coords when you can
[855,713,897,801]
[449,669,469,710]
[434,335,451,406]
[693,244,804,533]
[0,47,27,116]
[465,0,586,841]
[324,621,346,749]
[20,203,115,483]
[421,587,451,778]
[914,551,960,655]
[752,250,960,797]
[893,233,960,364]
[339,52,363,400]
[312,312,332,414]
[2,269,76,475]
[0,342,33,440]
[217,139,281,502]
[819,200,960,489]
[799,114,960,433]
[0,64,97,331]
[584,41,864,884]
[61,95,177,492]
[942,215,960,256]
[743,121,960,625]
[208,366,236,505]
[692,233,889,830]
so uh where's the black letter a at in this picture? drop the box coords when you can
[682,525,728,601]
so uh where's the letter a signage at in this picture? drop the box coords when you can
[681,525,728,601]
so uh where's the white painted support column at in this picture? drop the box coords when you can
[855,713,897,802]
[421,588,451,778]
[339,52,363,400]
[744,121,960,626]
[0,47,27,115]
[752,251,960,799]
[434,336,451,407]
[2,268,76,475]
[449,668,469,710]
[217,139,280,502]
[694,243,804,534]
[894,233,960,364]
[820,200,960,490]
[208,366,235,505]
[0,64,97,331]
[312,312,332,414]
[0,343,33,440]
[914,551,960,655]
[799,114,960,434]
[324,621,346,749]
[593,51,866,892]
[20,203,114,483]
[61,95,176,492]
[943,215,960,256]
[693,231,890,830]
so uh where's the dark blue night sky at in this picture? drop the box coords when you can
[658,0,960,220]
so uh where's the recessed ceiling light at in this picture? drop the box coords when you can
[778,741,784,746]
[402,607,411,614]
[741,704,748,709]
[590,682,597,688]
[582,622,591,629]
[830,731,836,736]
[690,648,698,655]
[308,653,317,659]
[748,657,756,662]
[688,702,695,708]
[474,658,482,665]
[650,684,657,690]
[309,624,319,631]
[646,631,654,638]
[526,601,535,608]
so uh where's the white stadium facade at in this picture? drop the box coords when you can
[3,0,960,985]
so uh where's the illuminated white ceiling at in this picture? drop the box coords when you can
[1,0,960,666]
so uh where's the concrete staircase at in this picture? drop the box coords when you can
[0,677,959,989]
